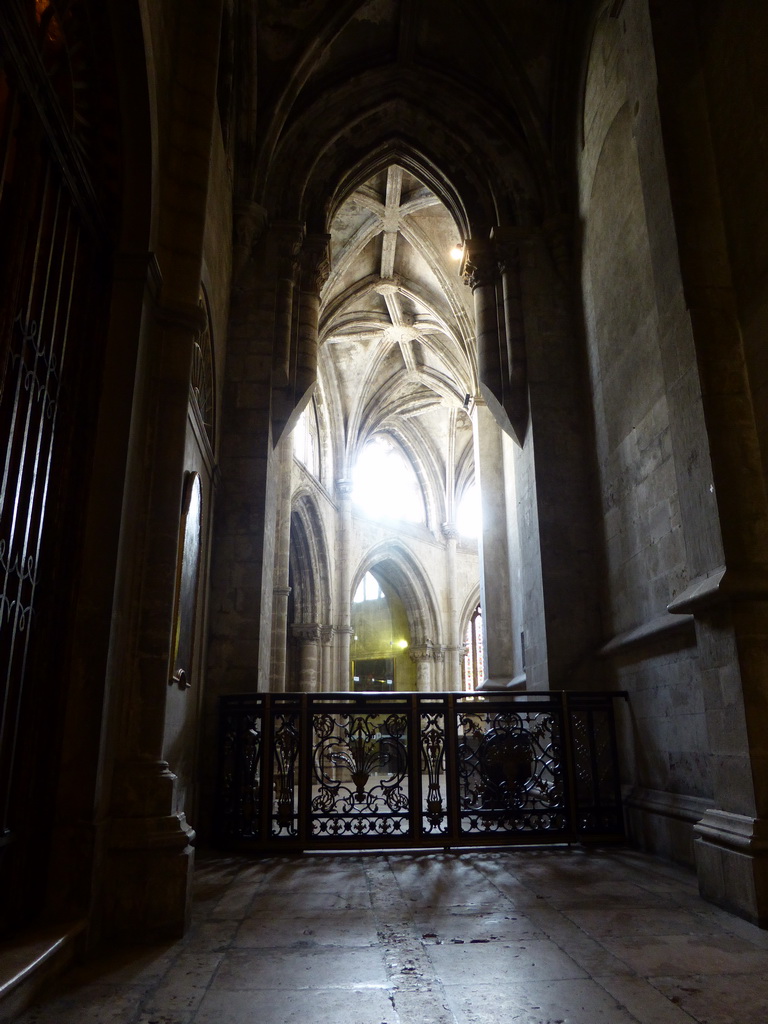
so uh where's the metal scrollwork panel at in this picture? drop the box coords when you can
[570,707,622,835]
[311,711,410,840]
[457,709,566,836]
[219,706,262,840]
[271,710,300,837]
[420,710,448,835]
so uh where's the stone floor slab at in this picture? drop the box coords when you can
[443,977,643,1024]
[12,847,768,1024]
[195,985,400,1024]
[210,946,389,991]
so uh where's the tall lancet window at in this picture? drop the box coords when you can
[463,604,484,691]
[294,403,319,477]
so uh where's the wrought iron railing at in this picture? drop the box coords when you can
[217,690,627,850]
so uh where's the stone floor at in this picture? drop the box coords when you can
[13,845,768,1024]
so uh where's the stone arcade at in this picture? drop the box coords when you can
[1,0,768,1009]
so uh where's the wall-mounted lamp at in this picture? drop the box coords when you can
[449,242,464,261]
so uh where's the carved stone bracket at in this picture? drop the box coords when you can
[301,234,332,294]
[232,198,268,280]
[269,220,305,282]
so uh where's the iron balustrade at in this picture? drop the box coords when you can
[217,690,627,851]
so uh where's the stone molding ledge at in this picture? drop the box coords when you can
[694,809,768,855]
[624,786,710,824]
[598,613,696,658]
[668,565,768,615]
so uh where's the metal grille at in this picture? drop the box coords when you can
[218,691,627,851]
[0,160,86,843]
[0,0,111,924]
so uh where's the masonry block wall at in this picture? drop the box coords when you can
[578,6,712,863]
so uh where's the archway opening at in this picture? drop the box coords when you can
[289,161,485,691]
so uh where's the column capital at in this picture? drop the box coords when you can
[491,225,523,275]
[409,646,432,663]
[441,521,459,542]
[268,219,305,279]
[301,233,332,292]
[337,478,354,499]
[460,239,497,291]
[320,625,335,645]
[409,642,445,663]
[232,198,268,278]
[292,622,321,644]
[273,585,292,599]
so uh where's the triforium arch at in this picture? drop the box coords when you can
[289,492,333,628]
[286,491,335,693]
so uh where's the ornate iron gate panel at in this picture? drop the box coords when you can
[218,691,627,851]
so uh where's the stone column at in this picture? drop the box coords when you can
[410,646,432,692]
[270,432,294,692]
[295,235,331,403]
[270,221,303,390]
[472,399,517,688]
[431,647,446,692]
[512,220,603,689]
[495,230,529,446]
[462,240,508,437]
[336,479,354,689]
[292,623,321,692]
[320,626,334,692]
[103,293,205,940]
[441,522,463,690]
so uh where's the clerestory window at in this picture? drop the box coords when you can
[352,435,425,524]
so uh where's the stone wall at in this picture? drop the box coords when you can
[578,5,712,863]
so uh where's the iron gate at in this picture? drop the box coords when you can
[217,690,626,850]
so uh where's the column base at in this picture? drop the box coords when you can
[694,810,768,927]
[101,761,196,941]
[102,813,195,941]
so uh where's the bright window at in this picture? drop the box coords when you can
[456,482,480,538]
[352,435,425,524]
[463,604,484,690]
[353,571,385,603]
[293,404,319,477]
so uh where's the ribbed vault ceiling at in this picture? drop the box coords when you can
[319,164,475,487]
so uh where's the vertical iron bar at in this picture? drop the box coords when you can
[444,692,460,845]
[559,690,579,841]
[588,706,601,824]
[260,693,272,842]
[608,697,624,829]
[407,692,420,842]
[299,692,311,846]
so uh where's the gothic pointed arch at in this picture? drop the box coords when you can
[353,541,442,648]
[290,490,332,626]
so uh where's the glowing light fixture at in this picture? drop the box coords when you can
[449,242,464,261]
[395,639,409,650]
